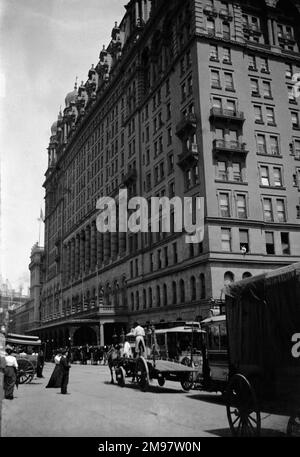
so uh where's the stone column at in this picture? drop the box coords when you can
[99,323,105,347]
[85,226,90,272]
[80,231,85,275]
[97,231,103,266]
[119,232,126,256]
[90,221,97,271]
[273,20,279,46]
[75,235,80,278]
[103,232,111,262]
[71,238,75,281]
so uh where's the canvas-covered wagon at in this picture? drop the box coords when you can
[224,262,300,436]
[6,333,42,384]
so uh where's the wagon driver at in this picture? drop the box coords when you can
[3,345,18,400]
[133,321,146,356]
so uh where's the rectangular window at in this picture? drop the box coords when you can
[265,231,275,254]
[223,22,230,39]
[251,79,260,95]
[294,139,300,158]
[286,63,293,78]
[248,55,256,69]
[223,47,231,62]
[233,162,242,181]
[263,81,272,98]
[226,99,236,114]
[254,105,263,122]
[292,112,300,128]
[225,72,234,90]
[168,153,174,173]
[181,82,187,101]
[257,134,267,154]
[281,232,290,255]
[207,19,215,35]
[173,242,178,263]
[239,229,249,252]
[218,161,228,180]
[266,107,275,125]
[270,136,279,156]
[276,199,286,222]
[237,194,247,219]
[219,193,230,217]
[263,198,273,221]
[210,45,218,60]
[211,70,221,88]
[260,58,269,72]
[273,167,282,187]
[261,166,270,186]
[221,228,231,252]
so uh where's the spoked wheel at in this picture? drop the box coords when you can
[226,374,261,436]
[17,359,35,384]
[135,357,149,392]
[116,367,126,387]
[180,357,193,392]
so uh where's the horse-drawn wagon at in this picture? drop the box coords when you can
[111,324,204,392]
[6,333,42,384]
[199,262,300,436]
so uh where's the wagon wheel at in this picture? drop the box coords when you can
[180,357,193,392]
[226,374,261,437]
[135,357,149,392]
[116,366,126,388]
[17,359,35,384]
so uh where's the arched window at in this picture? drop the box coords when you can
[136,291,140,310]
[156,285,161,307]
[191,276,196,301]
[131,292,134,311]
[172,281,177,304]
[179,279,185,303]
[200,273,206,299]
[242,272,252,279]
[148,288,153,308]
[163,284,168,306]
[143,289,147,309]
[224,271,235,285]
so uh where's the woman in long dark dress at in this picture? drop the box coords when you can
[46,350,63,388]
[4,346,18,399]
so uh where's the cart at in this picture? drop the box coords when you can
[114,325,204,392]
[6,333,42,384]
[220,262,300,436]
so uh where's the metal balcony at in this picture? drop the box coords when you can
[210,107,245,124]
[213,139,248,156]
[178,144,199,169]
[176,113,197,138]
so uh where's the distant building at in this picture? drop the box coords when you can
[0,281,29,333]
[34,0,300,348]
[11,244,45,334]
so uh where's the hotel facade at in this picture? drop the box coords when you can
[32,0,300,347]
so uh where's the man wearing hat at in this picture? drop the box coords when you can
[4,346,18,400]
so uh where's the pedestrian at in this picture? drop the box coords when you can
[60,348,71,394]
[36,347,45,378]
[3,345,18,400]
[46,349,63,388]
[133,321,146,356]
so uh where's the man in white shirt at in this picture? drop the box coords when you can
[133,322,146,356]
[4,346,18,400]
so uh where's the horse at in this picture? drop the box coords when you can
[107,344,122,384]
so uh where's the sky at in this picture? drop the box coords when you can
[0,0,125,294]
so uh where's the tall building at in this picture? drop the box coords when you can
[10,244,45,334]
[35,0,300,347]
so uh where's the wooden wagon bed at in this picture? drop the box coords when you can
[148,359,197,373]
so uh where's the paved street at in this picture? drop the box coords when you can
[1,363,289,437]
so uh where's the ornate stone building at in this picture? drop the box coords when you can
[33,0,300,347]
